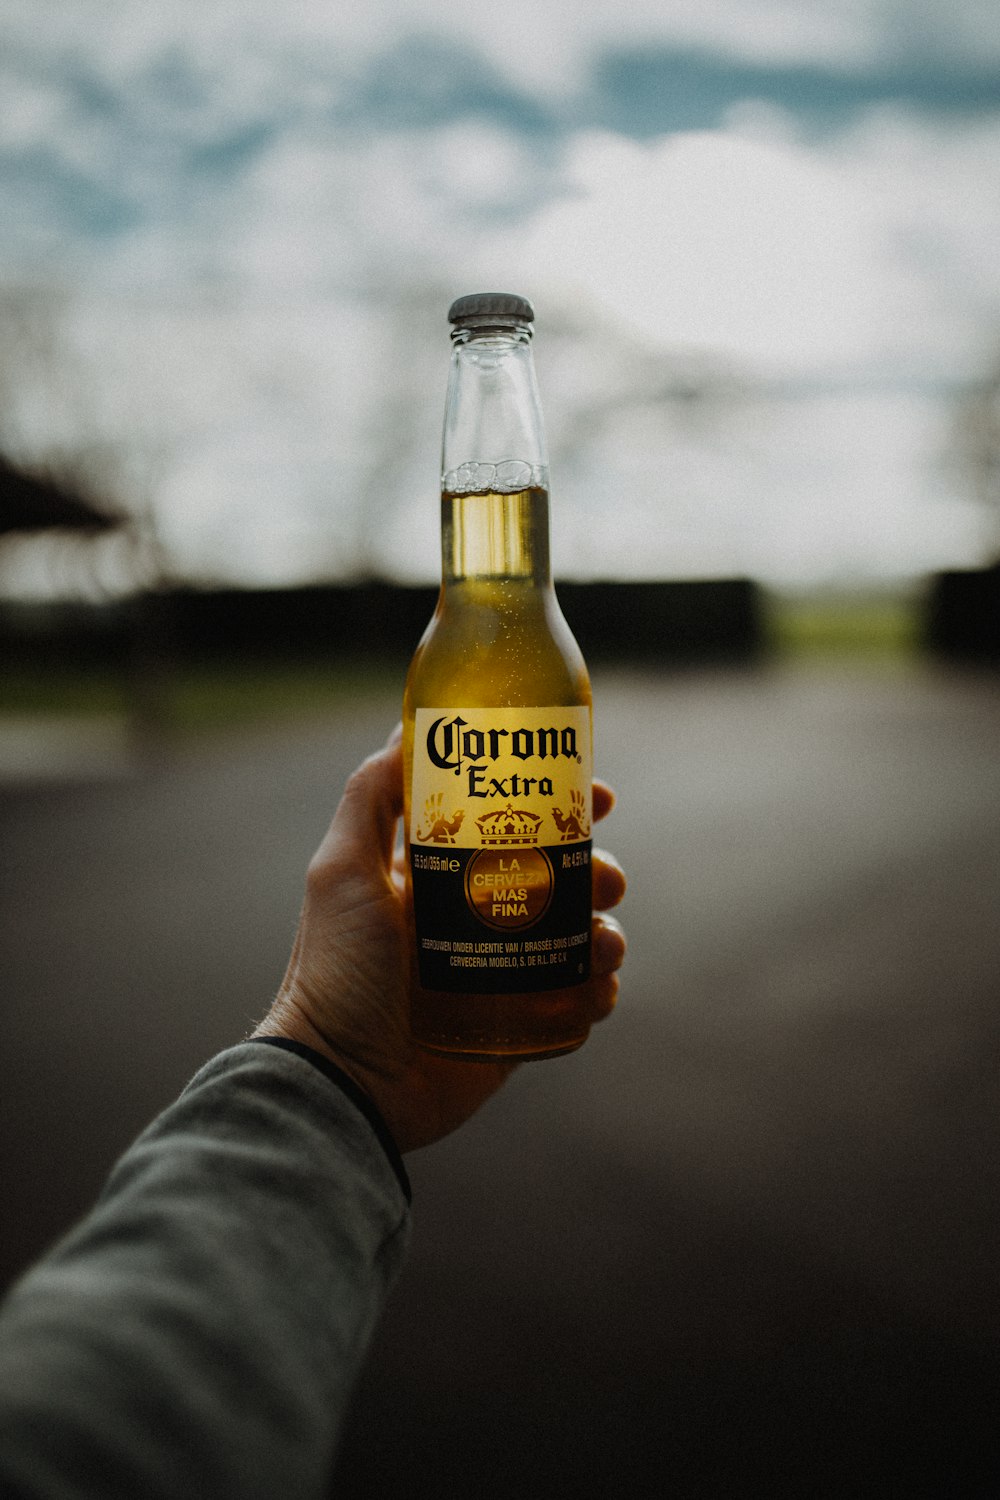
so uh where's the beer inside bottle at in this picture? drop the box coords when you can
[403,292,594,1061]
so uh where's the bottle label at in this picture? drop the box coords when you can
[409,706,593,993]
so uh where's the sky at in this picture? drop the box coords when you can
[1,0,1000,595]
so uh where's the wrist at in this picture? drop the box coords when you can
[246,1028,411,1199]
[251,999,411,1149]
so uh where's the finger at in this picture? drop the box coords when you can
[585,971,620,1023]
[592,848,626,911]
[592,780,615,824]
[591,911,626,976]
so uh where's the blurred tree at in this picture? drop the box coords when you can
[352,280,449,581]
[0,454,119,538]
[0,284,165,600]
[0,285,173,748]
[954,356,1000,562]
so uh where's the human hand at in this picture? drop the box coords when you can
[253,728,626,1153]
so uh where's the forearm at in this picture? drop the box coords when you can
[0,1042,411,1500]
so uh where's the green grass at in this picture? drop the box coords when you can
[0,666,125,718]
[164,662,398,733]
[765,594,922,660]
[0,660,401,735]
[1,594,926,734]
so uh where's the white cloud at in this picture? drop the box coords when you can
[490,129,884,374]
[420,122,544,210]
[475,116,1000,381]
[828,110,1000,371]
[6,0,998,108]
[2,3,1000,593]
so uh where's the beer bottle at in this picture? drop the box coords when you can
[403,292,594,1060]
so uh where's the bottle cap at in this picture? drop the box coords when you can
[448,292,535,326]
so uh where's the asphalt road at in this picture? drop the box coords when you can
[2,662,999,1496]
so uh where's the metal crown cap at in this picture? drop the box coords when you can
[448,292,535,325]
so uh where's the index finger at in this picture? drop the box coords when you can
[593,780,616,824]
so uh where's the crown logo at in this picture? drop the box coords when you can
[475,804,543,846]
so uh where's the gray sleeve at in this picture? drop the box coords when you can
[0,1041,412,1500]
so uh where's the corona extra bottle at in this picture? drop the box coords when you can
[403,292,593,1060]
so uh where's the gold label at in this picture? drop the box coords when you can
[410,707,592,852]
[409,706,593,993]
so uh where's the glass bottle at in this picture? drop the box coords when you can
[403,292,594,1060]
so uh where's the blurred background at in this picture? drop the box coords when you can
[2,1,999,1495]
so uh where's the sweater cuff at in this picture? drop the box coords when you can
[247,1035,411,1203]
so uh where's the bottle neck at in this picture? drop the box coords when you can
[441,326,551,588]
[441,485,551,586]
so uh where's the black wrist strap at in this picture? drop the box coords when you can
[247,1036,411,1203]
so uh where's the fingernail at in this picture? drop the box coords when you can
[592,912,627,968]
